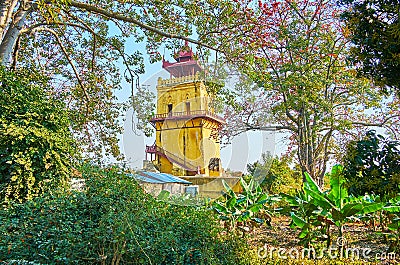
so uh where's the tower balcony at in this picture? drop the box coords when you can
[149,110,225,125]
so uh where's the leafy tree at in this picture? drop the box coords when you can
[340,0,400,91]
[342,130,400,198]
[0,0,234,159]
[197,0,400,185]
[247,153,301,195]
[0,66,77,203]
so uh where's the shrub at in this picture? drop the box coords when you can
[0,67,77,203]
[0,164,253,264]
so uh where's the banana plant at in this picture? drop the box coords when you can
[382,194,400,253]
[280,186,327,247]
[212,177,277,233]
[352,194,382,230]
[285,165,383,249]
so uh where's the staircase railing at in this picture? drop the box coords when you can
[146,144,199,172]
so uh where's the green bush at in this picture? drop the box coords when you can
[0,67,77,203]
[0,165,254,264]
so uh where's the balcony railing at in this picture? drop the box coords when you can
[150,110,224,123]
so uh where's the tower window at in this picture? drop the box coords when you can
[168,104,173,116]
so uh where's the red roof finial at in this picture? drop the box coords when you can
[162,41,201,77]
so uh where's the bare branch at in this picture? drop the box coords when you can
[351,115,399,127]
[11,34,19,70]
[242,122,292,131]
[0,0,18,39]
[31,27,90,104]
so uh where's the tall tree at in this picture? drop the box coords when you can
[341,0,400,91]
[0,0,229,159]
[196,0,400,185]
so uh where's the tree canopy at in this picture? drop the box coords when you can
[198,0,400,184]
[342,130,400,198]
[341,0,400,91]
[246,153,301,195]
[0,0,232,159]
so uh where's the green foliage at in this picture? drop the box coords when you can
[156,189,210,207]
[341,0,400,91]
[282,165,383,248]
[0,0,245,159]
[247,154,302,195]
[201,0,389,186]
[379,193,400,253]
[213,177,278,233]
[0,67,77,203]
[0,164,252,264]
[342,130,400,198]
[281,176,331,247]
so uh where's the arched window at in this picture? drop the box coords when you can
[167,95,173,116]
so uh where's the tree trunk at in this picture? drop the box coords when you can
[297,104,329,187]
[0,0,18,40]
[0,1,30,65]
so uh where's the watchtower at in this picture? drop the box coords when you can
[145,42,224,177]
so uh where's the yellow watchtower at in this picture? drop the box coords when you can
[145,43,224,177]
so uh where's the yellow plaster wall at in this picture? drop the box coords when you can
[181,176,241,198]
[156,77,207,113]
[153,75,222,176]
[157,156,173,174]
